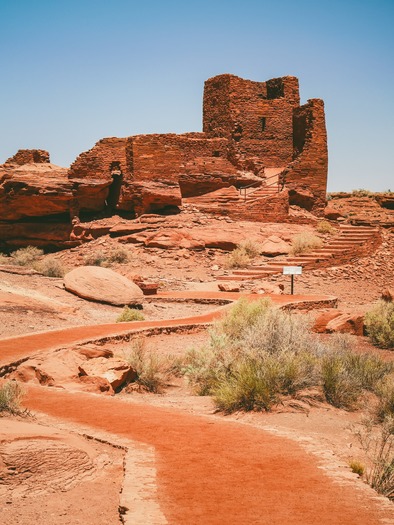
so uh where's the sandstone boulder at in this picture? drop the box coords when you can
[64,266,144,306]
[324,206,343,220]
[325,313,364,336]
[74,346,114,359]
[312,309,342,333]
[252,282,284,295]
[218,283,240,292]
[78,358,137,391]
[260,235,291,256]
[381,288,394,302]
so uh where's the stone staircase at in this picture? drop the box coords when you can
[218,225,381,281]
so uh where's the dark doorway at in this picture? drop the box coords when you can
[107,162,123,212]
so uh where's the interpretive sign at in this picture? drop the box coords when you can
[282,266,302,275]
[282,266,302,294]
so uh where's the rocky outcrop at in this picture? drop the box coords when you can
[1,73,329,247]
[64,266,144,306]
[260,235,291,256]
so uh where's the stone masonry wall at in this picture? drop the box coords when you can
[203,74,300,167]
[282,99,328,214]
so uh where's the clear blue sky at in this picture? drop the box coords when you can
[0,0,393,191]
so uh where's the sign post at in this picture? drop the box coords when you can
[282,266,302,295]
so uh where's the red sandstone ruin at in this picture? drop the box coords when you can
[0,74,328,248]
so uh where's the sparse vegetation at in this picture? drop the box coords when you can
[84,247,130,267]
[316,220,335,235]
[351,189,373,197]
[225,240,261,269]
[365,300,394,349]
[34,257,66,277]
[84,250,108,267]
[116,306,145,323]
[0,381,25,415]
[290,232,323,256]
[375,377,394,422]
[0,246,44,267]
[349,460,365,477]
[122,338,180,393]
[183,300,394,413]
[355,417,394,501]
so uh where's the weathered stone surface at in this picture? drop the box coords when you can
[260,235,291,256]
[1,74,328,247]
[78,358,137,391]
[326,313,364,336]
[313,310,342,333]
[324,206,343,220]
[252,282,285,295]
[218,282,240,292]
[144,230,205,250]
[381,288,394,302]
[74,346,114,359]
[64,266,144,306]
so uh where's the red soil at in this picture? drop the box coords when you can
[25,385,391,525]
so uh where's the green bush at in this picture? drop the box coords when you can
[290,232,323,256]
[10,246,43,266]
[375,377,394,422]
[0,381,25,415]
[184,300,393,413]
[365,300,394,349]
[116,306,145,323]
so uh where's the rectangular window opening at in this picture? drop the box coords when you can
[260,117,266,132]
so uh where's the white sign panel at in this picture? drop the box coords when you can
[283,266,302,275]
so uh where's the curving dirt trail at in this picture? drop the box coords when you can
[2,291,393,524]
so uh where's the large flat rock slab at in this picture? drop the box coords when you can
[64,266,144,306]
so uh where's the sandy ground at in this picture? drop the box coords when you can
[1,216,394,523]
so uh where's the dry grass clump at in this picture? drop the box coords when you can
[116,306,145,323]
[122,338,181,393]
[316,220,335,235]
[0,381,25,415]
[351,188,373,197]
[183,300,394,413]
[0,246,44,267]
[365,300,394,349]
[290,232,323,256]
[34,257,66,277]
[355,417,394,501]
[84,247,130,267]
[225,240,261,269]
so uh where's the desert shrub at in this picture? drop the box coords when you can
[290,232,323,256]
[365,300,394,349]
[11,246,43,266]
[0,381,25,415]
[356,417,394,501]
[225,240,261,269]
[34,257,66,277]
[225,247,251,269]
[375,377,394,422]
[184,300,321,412]
[84,250,108,266]
[116,306,145,323]
[321,350,363,409]
[349,460,365,477]
[123,338,179,393]
[316,220,335,235]
[0,252,10,264]
[107,247,130,264]
[352,189,373,197]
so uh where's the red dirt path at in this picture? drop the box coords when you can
[2,291,392,524]
[25,386,391,525]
